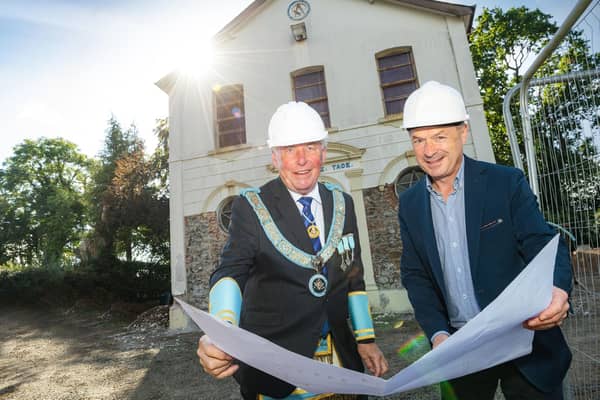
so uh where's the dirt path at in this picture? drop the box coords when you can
[0,304,438,400]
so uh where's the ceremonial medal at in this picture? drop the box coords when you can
[307,224,320,239]
[309,273,328,297]
[337,234,356,272]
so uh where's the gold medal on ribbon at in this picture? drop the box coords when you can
[307,224,320,239]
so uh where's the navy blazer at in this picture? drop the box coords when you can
[211,178,366,398]
[398,156,572,393]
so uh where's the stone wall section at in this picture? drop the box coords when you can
[184,212,229,309]
[363,184,403,289]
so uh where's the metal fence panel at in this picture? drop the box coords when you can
[504,1,600,398]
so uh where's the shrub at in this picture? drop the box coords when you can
[0,260,170,307]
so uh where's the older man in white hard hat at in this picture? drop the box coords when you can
[398,81,572,399]
[197,102,388,400]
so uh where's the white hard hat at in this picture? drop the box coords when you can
[402,81,469,130]
[267,101,328,148]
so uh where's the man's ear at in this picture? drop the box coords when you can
[320,147,327,163]
[271,150,279,169]
[460,123,469,144]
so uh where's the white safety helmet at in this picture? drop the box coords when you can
[267,101,328,148]
[402,81,469,130]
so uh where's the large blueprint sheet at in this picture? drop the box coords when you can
[177,235,558,396]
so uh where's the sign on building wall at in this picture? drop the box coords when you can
[321,161,354,173]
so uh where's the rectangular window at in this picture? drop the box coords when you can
[292,66,331,128]
[214,84,246,148]
[376,48,418,117]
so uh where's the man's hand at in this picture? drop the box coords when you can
[357,342,389,377]
[523,286,569,330]
[431,333,449,349]
[197,335,239,378]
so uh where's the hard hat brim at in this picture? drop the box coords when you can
[267,130,328,148]
[403,116,469,130]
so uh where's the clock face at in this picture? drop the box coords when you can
[287,0,311,21]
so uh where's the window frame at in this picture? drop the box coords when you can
[213,84,247,149]
[394,166,425,198]
[291,65,331,128]
[217,196,236,233]
[375,47,419,118]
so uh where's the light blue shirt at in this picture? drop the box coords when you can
[426,158,480,334]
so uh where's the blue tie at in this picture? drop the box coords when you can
[298,196,322,253]
[299,196,329,336]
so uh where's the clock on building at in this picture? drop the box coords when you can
[287,0,310,21]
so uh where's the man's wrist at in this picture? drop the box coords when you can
[357,338,375,344]
[431,330,450,344]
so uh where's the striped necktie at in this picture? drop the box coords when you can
[299,196,329,335]
[298,196,322,253]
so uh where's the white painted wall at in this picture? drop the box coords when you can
[159,0,492,313]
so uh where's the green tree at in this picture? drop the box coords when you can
[151,117,169,194]
[471,7,600,245]
[532,31,600,246]
[110,148,168,262]
[470,7,557,165]
[0,138,90,267]
[87,116,169,264]
[144,117,170,261]
[87,116,143,262]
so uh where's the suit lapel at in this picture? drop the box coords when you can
[319,183,333,235]
[267,178,314,255]
[463,157,486,280]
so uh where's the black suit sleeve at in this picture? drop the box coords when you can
[210,195,259,291]
[509,169,573,293]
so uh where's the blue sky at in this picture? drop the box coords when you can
[0,0,579,163]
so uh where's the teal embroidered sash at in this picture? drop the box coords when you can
[241,183,345,270]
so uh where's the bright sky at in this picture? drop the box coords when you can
[0,0,579,164]
[0,0,253,163]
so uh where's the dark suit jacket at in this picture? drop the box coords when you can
[210,178,366,398]
[398,156,572,393]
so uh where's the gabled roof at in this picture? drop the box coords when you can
[215,0,267,42]
[156,0,476,92]
[214,0,475,41]
[386,0,475,31]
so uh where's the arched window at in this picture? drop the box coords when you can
[394,166,425,197]
[217,196,236,233]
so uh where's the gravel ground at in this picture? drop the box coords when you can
[0,303,440,400]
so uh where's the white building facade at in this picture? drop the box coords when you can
[157,0,494,328]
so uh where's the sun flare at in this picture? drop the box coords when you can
[173,36,215,79]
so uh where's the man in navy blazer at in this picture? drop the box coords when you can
[398,82,572,400]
